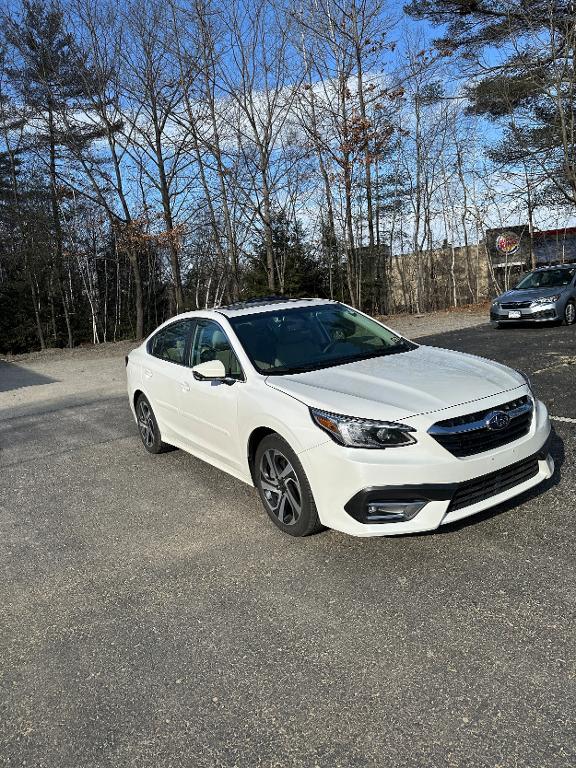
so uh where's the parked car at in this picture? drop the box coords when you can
[490,264,576,327]
[126,297,553,537]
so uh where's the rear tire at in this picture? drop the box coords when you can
[135,394,171,454]
[563,300,576,326]
[254,434,324,537]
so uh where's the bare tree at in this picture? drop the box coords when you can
[215,0,304,293]
[120,0,193,313]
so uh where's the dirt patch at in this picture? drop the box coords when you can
[0,339,137,365]
[380,304,489,339]
[0,341,137,414]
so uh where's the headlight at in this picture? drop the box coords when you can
[310,407,416,448]
[491,299,500,307]
[532,294,560,305]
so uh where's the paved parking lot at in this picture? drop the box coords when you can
[1,321,575,768]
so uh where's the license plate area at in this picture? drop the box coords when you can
[508,310,522,319]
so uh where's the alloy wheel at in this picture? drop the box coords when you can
[259,449,302,526]
[138,400,155,448]
[565,302,576,325]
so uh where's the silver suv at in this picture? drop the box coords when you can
[490,264,576,327]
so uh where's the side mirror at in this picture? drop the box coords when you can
[192,359,227,381]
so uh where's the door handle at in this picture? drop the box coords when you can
[181,381,190,392]
[143,368,152,379]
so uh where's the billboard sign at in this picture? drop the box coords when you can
[495,231,521,257]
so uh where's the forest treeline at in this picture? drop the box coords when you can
[0,0,575,352]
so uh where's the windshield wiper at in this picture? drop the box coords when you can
[266,342,415,376]
[351,342,415,361]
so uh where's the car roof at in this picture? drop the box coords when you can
[214,297,337,318]
[533,263,576,270]
[144,298,339,336]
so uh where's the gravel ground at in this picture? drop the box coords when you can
[0,342,135,414]
[380,305,489,338]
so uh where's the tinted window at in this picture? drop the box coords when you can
[190,320,243,379]
[149,321,192,365]
[515,268,576,289]
[229,304,415,375]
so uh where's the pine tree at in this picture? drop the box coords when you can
[6,0,104,347]
[246,211,327,298]
[405,1,576,207]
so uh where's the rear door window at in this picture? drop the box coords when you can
[148,320,194,365]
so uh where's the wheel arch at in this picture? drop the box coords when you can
[133,389,145,411]
[247,427,276,484]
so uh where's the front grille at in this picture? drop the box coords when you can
[429,396,533,457]
[501,301,532,309]
[448,454,540,512]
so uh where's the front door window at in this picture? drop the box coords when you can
[189,320,243,380]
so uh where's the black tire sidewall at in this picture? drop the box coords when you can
[136,394,164,454]
[254,434,323,537]
[564,301,576,325]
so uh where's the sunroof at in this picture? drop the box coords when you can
[218,296,311,311]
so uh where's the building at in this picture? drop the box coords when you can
[486,225,576,271]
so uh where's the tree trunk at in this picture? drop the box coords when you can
[260,168,276,292]
[129,247,144,339]
[28,266,46,350]
[344,162,357,306]
[353,11,375,252]
[47,104,73,348]
[3,128,46,350]
[150,99,184,312]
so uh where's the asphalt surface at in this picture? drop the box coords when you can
[1,322,575,768]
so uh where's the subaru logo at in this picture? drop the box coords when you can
[485,411,510,431]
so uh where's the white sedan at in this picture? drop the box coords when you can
[126,297,554,537]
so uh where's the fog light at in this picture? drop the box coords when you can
[366,500,427,522]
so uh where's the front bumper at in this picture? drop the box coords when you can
[490,303,559,323]
[298,393,553,537]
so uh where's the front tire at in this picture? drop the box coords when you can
[563,300,576,325]
[254,434,324,537]
[135,394,171,454]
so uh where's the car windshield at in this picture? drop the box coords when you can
[515,268,575,290]
[228,304,416,375]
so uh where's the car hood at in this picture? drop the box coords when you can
[265,345,525,421]
[498,286,565,302]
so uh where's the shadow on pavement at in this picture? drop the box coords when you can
[0,360,56,393]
